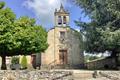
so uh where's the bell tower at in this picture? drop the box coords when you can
[54,4,69,27]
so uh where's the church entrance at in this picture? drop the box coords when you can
[59,50,67,64]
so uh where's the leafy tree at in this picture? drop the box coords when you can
[0,2,48,70]
[75,0,120,67]
[0,1,16,69]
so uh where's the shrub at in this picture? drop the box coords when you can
[21,56,27,69]
[11,57,19,64]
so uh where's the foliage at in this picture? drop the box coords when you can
[11,56,19,64]
[0,1,5,9]
[75,0,120,67]
[75,0,120,54]
[20,56,27,69]
[13,17,48,55]
[0,1,48,69]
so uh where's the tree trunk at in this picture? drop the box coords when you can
[111,51,119,69]
[1,55,7,70]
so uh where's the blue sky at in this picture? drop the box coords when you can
[0,0,90,30]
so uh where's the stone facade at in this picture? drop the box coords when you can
[41,27,84,68]
[41,5,84,69]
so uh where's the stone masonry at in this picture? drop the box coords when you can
[41,4,84,69]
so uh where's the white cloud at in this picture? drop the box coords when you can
[75,28,80,32]
[23,0,70,28]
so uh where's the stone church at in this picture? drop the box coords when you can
[41,4,84,69]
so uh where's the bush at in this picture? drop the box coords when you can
[10,56,20,70]
[21,56,27,69]
[11,57,19,64]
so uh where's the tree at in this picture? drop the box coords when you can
[0,1,16,69]
[75,0,120,67]
[0,1,48,70]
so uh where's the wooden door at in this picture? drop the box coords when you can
[59,50,67,64]
[31,54,36,69]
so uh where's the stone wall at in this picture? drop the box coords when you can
[0,70,73,80]
[85,57,116,70]
[99,71,120,80]
[0,70,119,80]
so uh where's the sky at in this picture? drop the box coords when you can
[0,0,90,30]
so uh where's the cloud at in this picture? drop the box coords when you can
[23,0,70,28]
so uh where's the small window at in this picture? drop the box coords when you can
[63,16,66,24]
[58,16,62,25]
[60,31,65,38]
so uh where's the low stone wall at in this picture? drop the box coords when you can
[0,70,73,80]
[85,57,116,70]
[72,70,94,79]
[0,70,119,80]
[99,71,120,80]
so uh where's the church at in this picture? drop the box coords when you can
[40,4,84,69]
